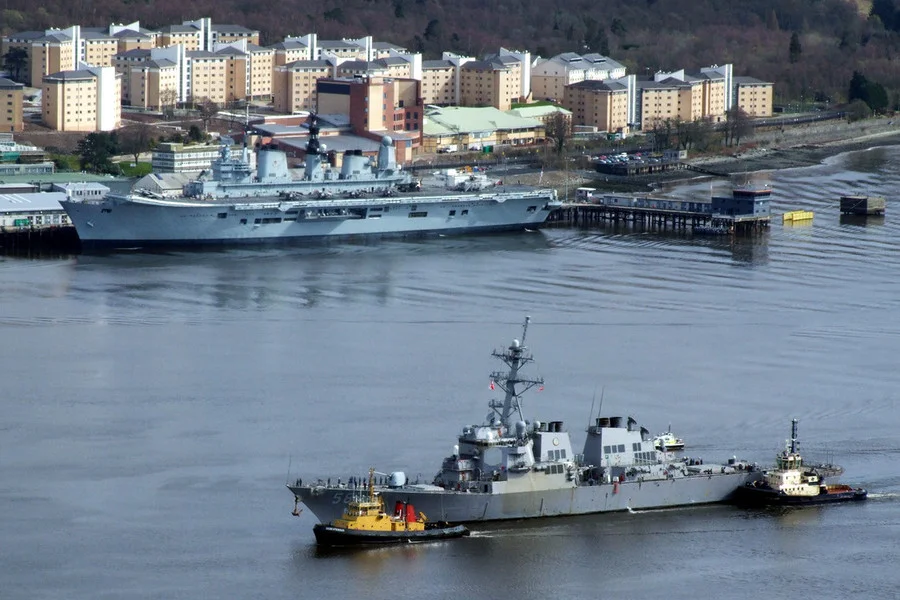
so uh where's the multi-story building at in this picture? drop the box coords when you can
[270,39,311,66]
[648,67,729,125]
[212,24,260,46]
[0,78,24,132]
[42,66,121,132]
[459,56,522,111]
[81,30,119,68]
[531,53,626,102]
[151,142,222,172]
[636,78,684,130]
[117,53,179,110]
[112,28,157,54]
[563,79,630,134]
[336,57,412,80]
[272,59,334,113]
[186,50,228,104]
[734,76,773,117]
[421,60,457,106]
[157,24,203,51]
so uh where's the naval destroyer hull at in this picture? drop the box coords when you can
[61,191,555,250]
[289,470,759,524]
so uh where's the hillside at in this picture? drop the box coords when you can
[3,0,899,104]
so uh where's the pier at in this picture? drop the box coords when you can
[548,203,770,234]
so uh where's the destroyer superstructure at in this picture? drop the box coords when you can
[288,317,762,524]
[61,115,558,249]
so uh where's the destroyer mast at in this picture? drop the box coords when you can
[487,316,544,429]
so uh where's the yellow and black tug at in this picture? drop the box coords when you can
[308,468,469,547]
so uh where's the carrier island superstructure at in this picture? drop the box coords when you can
[289,317,762,524]
[60,115,559,249]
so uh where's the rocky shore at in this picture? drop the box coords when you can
[525,116,900,194]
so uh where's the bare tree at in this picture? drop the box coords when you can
[197,97,219,133]
[544,111,571,155]
[159,88,178,120]
[724,107,753,147]
[118,122,155,167]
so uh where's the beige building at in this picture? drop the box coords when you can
[42,67,121,132]
[734,76,773,117]
[187,50,228,104]
[421,60,456,105]
[247,45,274,99]
[0,78,24,132]
[270,39,311,66]
[158,25,203,51]
[531,53,627,103]
[212,25,260,46]
[82,32,118,67]
[119,58,178,110]
[2,30,76,88]
[272,59,334,114]
[336,57,412,80]
[637,79,684,129]
[562,79,630,133]
[113,29,157,54]
[459,56,522,111]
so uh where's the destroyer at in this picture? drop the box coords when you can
[61,115,558,249]
[288,317,762,524]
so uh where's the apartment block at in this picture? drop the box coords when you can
[421,60,456,105]
[734,76,773,117]
[0,78,24,132]
[459,56,522,111]
[272,60,334,113]
[336,57,412,80]
[42,66,121,132]
[112,28,157,54]
[563,79,630,133]
[532,53,626,102]
[187,50,228,104]
[636,79,685,130]
[271,39,311,66]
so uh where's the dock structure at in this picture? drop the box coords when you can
[548,187,772,235]
[839,195,885,216]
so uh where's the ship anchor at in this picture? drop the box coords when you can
[292,496,303,517]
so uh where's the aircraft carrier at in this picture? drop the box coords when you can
[60,115,558,249]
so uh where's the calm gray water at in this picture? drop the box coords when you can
[2,147,900,599]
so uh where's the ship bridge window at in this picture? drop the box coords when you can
[217,212,227,219]
[603,445,611,454]
[408,211,428,218]
[561,449,566,459]
[632,443,640,451]
[617,444,625,453]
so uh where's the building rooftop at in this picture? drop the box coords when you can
[422,59,455,69]
[507,105,572,119]
[0,78,24,90]
[213,24,258,34]
[44,69,97,82]
[282,59,334,70]
[0,192,66,213]
[424,106,541,136]
[270,39,309,51]
[157,24,199,34]
[112,29,153,40]
[734,76,772,85]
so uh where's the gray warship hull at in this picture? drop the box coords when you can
[61,190,556,249]
[289,469,760,524]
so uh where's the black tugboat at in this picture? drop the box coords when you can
[734,419,867,506]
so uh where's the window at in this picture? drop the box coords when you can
[617,444,625,453]
[449,210,456,216]
[217,212,227,219]
[461,209,468,216]
[408,211,427,218]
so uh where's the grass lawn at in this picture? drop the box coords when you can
[118,161,153,177]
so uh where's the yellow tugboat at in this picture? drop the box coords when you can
[307,469,469,547]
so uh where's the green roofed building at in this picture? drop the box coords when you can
[422,105,545,154]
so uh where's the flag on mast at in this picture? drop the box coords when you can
[490,381,495,390]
